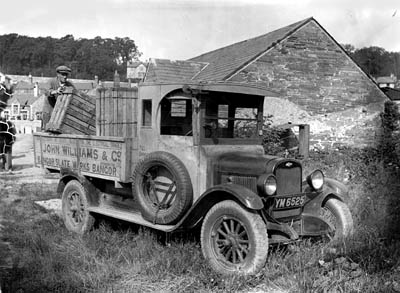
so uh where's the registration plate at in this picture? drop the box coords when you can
[274,195,306,210]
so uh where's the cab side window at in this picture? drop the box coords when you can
[160,98,192,136]
[142,100,152,127]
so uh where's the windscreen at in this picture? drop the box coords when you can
[203,93,263,139]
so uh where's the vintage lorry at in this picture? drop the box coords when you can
[33,81,353,276]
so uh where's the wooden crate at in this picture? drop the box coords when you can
[45,88,96,135]
[96,87,138,138]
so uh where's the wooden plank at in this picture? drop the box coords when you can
[64,111,96,130]
[60,123,85,135]
[105,89,111,136]
[113,89,118,136]
[101,89,106,136]
[64,116,96,134]
[46,94,72,132]
[126,90,132,138]
[96,88,101,136]
[70,98,95,113]
[67,104,95,121]
[121,90,127,137]
[70,93,95,107]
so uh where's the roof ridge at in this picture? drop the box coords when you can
[225,17,314,80]
[189,17,313,62]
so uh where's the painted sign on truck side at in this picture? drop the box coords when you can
[33,133,131,181]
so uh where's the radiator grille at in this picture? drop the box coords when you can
[275,163,301,195]
[221,175,257,193]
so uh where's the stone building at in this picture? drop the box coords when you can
[186,17,388,149]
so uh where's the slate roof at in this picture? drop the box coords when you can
[144,58,208,83]
[376,76,396,84]
[14,80,35,90]
[381,87,400,101]
[189,17,313,81]
[8,93,39,106]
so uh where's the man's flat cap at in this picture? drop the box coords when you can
[56,65,72,74]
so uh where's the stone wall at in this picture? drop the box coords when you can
[229,20,388,149]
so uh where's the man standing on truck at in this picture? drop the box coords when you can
[42,65,75,129]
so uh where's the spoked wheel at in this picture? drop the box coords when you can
[201,200,268,276]
[62,180,95,234]
[132,152,193,224]
[320,197,353,241]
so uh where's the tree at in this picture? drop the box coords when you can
[0,34,142,80]
[349,46,400,78]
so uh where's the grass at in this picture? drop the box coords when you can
[1,149,400,292]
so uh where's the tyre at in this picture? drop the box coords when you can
[132,151,193,225]
[200,200,269,276]
[62,180,95,234]
[320,197,353,241]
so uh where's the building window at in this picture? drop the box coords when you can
[12,104,19,115]
[142,100,152,127]
[3,110,9,120]
[21,110,28,120]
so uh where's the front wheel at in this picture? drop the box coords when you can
[201,200,268,276]
[62,180,95,234]
[320,197,353,241]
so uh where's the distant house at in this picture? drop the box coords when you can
[127,61,147,83]
[144,17,388,149]
[3,94,39,121]
[376,75,397,88]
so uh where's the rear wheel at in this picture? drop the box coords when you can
[62,180,95,234]
[201,200,268,275]
[320,197,353,241]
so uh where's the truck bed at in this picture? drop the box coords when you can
[33,132,135,183]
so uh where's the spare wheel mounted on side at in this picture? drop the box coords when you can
[132,151,193,225]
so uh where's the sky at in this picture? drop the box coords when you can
[0,0,399,61]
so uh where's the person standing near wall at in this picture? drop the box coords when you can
[42,65,75,128]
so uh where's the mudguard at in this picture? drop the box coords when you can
[57,168,100,205]
[176,183,264,230]
[302,177,348,216]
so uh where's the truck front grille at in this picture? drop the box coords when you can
[275,162,301,195]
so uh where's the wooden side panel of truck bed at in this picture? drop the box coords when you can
[33,132,135,182]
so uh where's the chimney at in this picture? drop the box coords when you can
[34,82,39,97]
[94,75,99,86]
[28,73,33,84]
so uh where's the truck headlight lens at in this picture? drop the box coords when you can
[264,175,277,196]
[307,170,324,191]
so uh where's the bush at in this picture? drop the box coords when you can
[379,100,400,165]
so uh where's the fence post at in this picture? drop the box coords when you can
[298,124,310,159]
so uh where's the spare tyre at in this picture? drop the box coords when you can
[132,151,193,224]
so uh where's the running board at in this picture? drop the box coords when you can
[88,206,176,232]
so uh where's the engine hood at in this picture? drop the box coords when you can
[214,151,285,176]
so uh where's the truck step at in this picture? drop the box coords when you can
[88,206,175,232]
